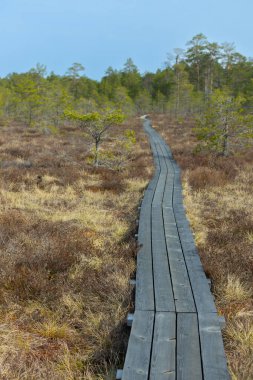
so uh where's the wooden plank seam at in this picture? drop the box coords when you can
[119,118,229,380]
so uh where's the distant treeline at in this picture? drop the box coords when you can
[1,33,253,127]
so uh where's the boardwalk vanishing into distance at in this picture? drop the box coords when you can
[118,117,230,380]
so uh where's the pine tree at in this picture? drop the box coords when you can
[196,89,253,155]
[64,109,125,166]
[168,63,194,117]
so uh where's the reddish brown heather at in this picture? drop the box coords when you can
[0,118,152,379]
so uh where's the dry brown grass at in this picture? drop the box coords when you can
[0,118,152,379]
[153,114,253,380]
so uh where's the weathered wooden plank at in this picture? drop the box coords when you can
[198,313,230,380]
[150,312,176,380]
[173,207,185,216]
[177,313,203,380]
[163,211,176,225]
[122,311,154,380]
[135,148,160,311]
[149,141,175,311]
[159,141,173,159]
[175,219,190,229]
[173,206,185,214]
[156,142,196,313]
[141,118,228,379]
[149,127,216,313]
[180,248,217,313]
[165,249,196,312]
[152,206,175,311]
[158,144,176,213]
[163,220,178,237]
[163,169,174,207]
[135,242,154,311]
[153,157,167,206]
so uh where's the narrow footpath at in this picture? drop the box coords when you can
[120,117,230,380]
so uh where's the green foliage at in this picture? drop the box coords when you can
[64,109,125,126]
[121,58,142,99]
[66,63,85,79]
[167,63,195,117]
[135,90,152,114]
[0,85,11,117]
[123,129,136,148]
[113,86,135,115]
[88,129,136,170]
[30,63,47,77]
[46,81,73,126]
[64,109,125,166]
[195,90,253,155]
[1,35,253,156]
[7,72,45,126]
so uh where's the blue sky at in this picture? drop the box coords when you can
[0,0,252,79]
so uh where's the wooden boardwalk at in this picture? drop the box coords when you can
[120,118,229,380]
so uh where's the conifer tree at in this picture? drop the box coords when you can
[64,109,125,166]
[196,89,253,155]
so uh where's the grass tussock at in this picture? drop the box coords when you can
[0,118,152,379]
[153,114,253,380]
[223,275,252,304]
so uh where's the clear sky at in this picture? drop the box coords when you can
[0,0,253,79]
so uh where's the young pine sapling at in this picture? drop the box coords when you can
[64,109,125,166]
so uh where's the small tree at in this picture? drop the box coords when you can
[96,129,136,170]
[8,73,44,126]
[64,109,125,166]
[195,89,253,156]
[110,86,135,115]
[168,63,195,118]
[121,58,141,99]
[66,63,85,99]
[47,81,73,126]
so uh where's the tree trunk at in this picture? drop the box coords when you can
[175,69,180,117]
[204,71,209,102]
[210,65,213,93]
[94,138,100,167]
[222,124,229,156]
[197,63,200,92]
[28,106,32,127]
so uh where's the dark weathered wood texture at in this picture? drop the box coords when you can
[122,311,154,380]
[150,312,176,380]
[199,313,230,380]
[177,313,203,380]
[121,117,229,380]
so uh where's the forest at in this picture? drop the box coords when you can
[0,34,252,379]
[1,34,253,122]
